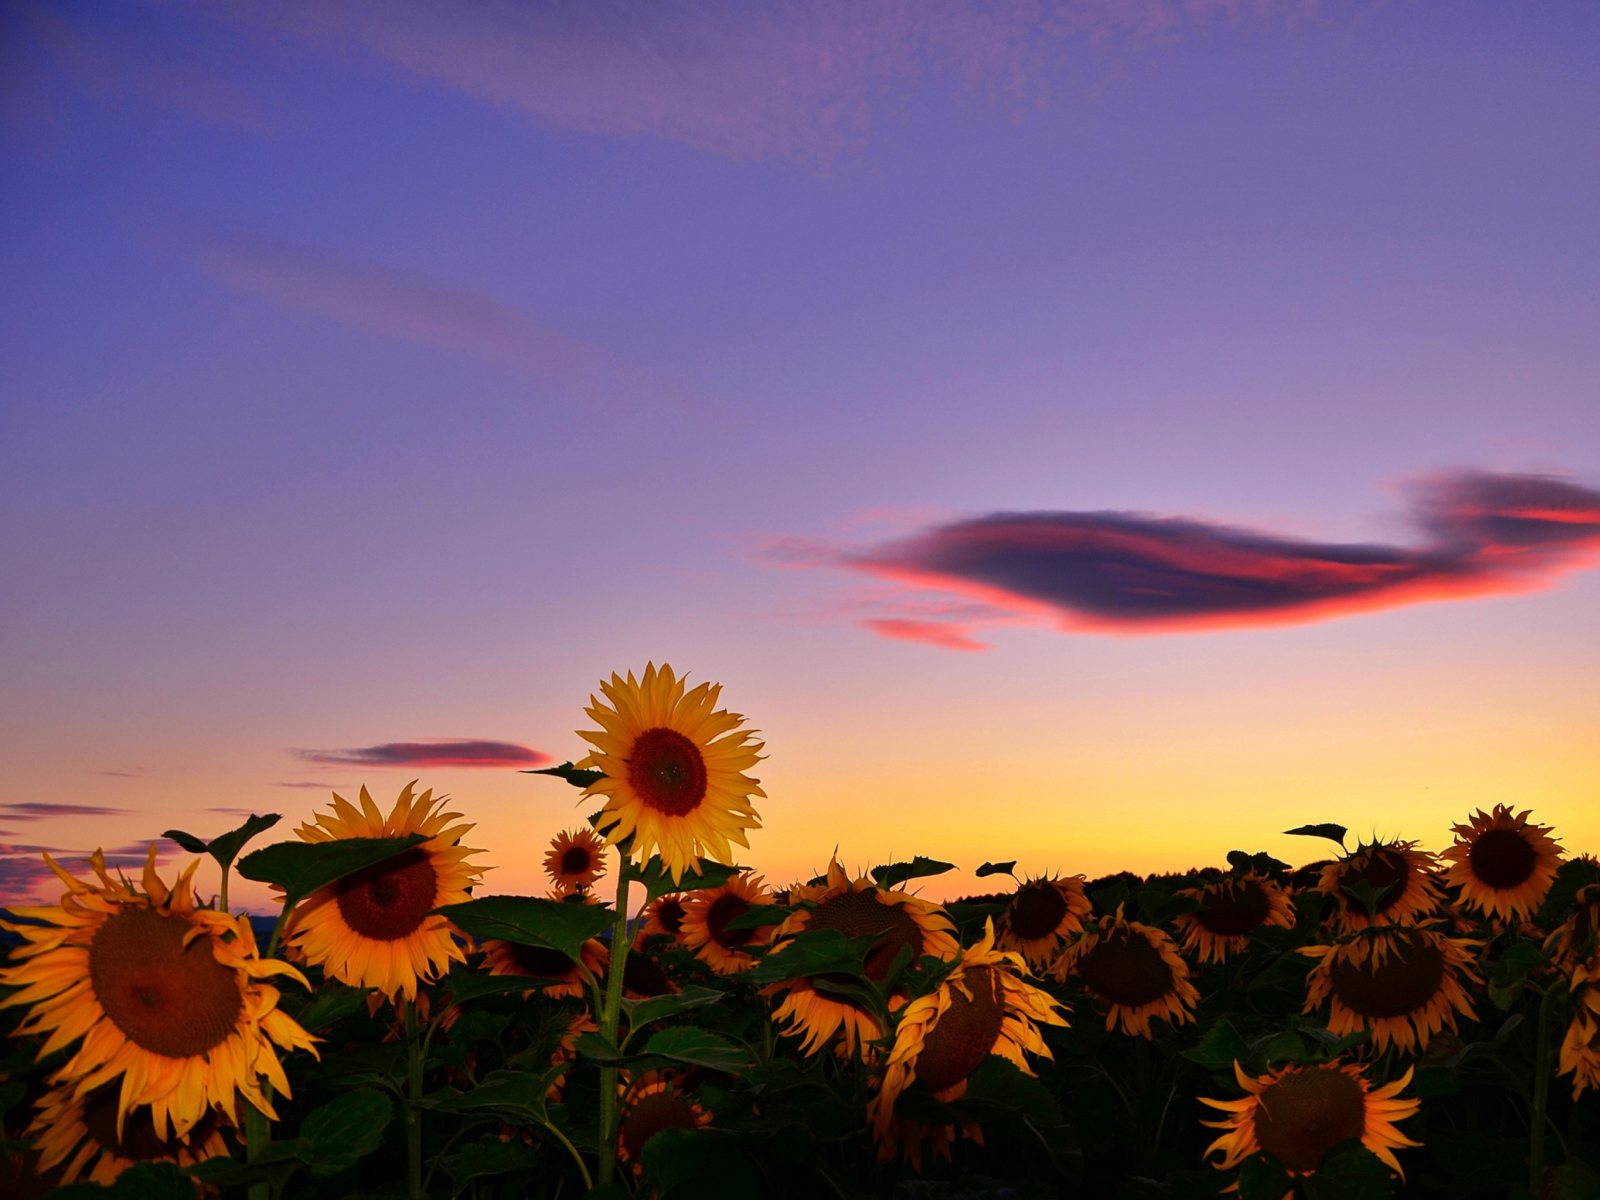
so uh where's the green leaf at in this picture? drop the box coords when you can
[236,833,428,909]
[871,856,956,889]
[443,970,561,1004]
[639,1128,762,1200]
[1090,879,1130,916]
[623,855,745,900]
[1237,1153,1293,1200]
[55,1162,200,1199]
[642,1026,749,1074]
[1182,1018,1250,1073]
[297,1088,393,1178]
[975,861,1017,878]
[451,1140,535,1192]
[721,903,792,931]
[1539,858,1600,923]
[433,1067,565,1124]
[523,761,604,788]
[204,813,282,871]
[292,984,371,1031]
[1548,1157,1600,1200]
[1284,824,1348,848]
[436,894,615,962]
[576,1032,628,1063]
[162,829,209,855]
[746,928,877,986]
[620,985,725,1028]
[952,1056,1064,1126]
[1298,1140,1392,1200]
[1340,878,1397,918]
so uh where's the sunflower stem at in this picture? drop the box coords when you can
[406,999,425,1200]
[245,1097,271,1200]
[220,864,230,915]
[1528,980,1556,1195]
[597,856,633,1185]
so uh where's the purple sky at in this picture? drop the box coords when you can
[2,0,1597,907]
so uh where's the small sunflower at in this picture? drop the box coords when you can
[770,860,960,1058]
[869,920,1067,1168]
[1317,840,1442,934]
[1054,912,1199,1037]
[26,1079,230,1186]
[995,875,1091,969]
[482,937,608,1000]
[0,846,316,1140]
[641,894,689,942]
[679,873,774,974]
[1441,806,1562,921]
[578,664,764,882]
[283,783,485,1003]
[1174,874,1296,964]
[622,931,680,998]
[1201,1061,1420,1185]
[616,1072,711,1176]
[1302,928,1480,1054]
[544,828,608,893]
[1558,986,1600,1099]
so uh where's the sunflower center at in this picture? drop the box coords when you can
[335,847,438,941]
[810,890,926,981]
[624,952,674,997]
[507,943,578,979]
[82,1081,218,1162]
[560,846,595,876]
[1328,933,1446,1019]
[1074,928,1175,1008]
[1252,1067,1367,1173]
[706,893,755,950]
[621,1089,700,1161]
[1338,851,1409,915]
[88,907,243,1059]
[915,967,1005,1095]
[1468,828,1537,890]
[1196,881,1271,937]
[1009,883,1069,941]
[654,898,687,934]
[627,728,708,816]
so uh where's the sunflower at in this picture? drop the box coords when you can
[615,1072,711,1175]
[1441,806,1562,921]
[641,894,689,942]
[578,664,765,882]
[869,920,1067,1168]
[770,860,960,1058]
[1546,880,1600,975]
[1053,912,1199,1037]
[544,828,608,893]
[283,783,484,1003]
[995,875,1091,969]
[546,1009,598,1102]
[1302,928,1480,1054]
[26,1079,230,1186]
[1317,840,1442,934]
[1201,1060,1420,1188]
[1174,873,1296,964]
[623,931,680,998]
[679,873,775,974]
[482,937,608,1000]
[0,846,316,1142]
[1559,986,1600,1099]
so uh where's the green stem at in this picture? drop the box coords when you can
[544,1120,596,1191]
[407,1000,425,1200]
[245,1097,271,1200]
[596,859,633,1185]
[1529,981,1556,1195]
[220,864,230,915]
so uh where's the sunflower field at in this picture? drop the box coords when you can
[3,665,1599,1200]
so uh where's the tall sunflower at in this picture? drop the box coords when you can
[544,828,608,893]
[615,1072,711,1176]
[1317,840,1442,934]
[1174,874,1295,964]
[1302,928,1479,1054]
[995,875,1091,969]
[679,873,774,974]
[869,920,1067,1169]
[26,1079,230,1186]
[0,847,316,1141]
[1441,806,1562,921]
[283,783,484,1003]
[577,664,764,882]
[1053,912,1199,1037]
[481,937,608,1000]
[1202,1061,1420,1184]
[769,860,960,1058]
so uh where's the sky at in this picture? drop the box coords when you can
[2,0,1598,913]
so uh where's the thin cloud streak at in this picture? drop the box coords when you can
[0,840,177,906]
[0,802,132,822]
[294,739,551,769]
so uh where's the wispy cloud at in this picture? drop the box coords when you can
[770,471,1600,648]
[199,235,688,410]
[96,767,146,778]
[269,782,346,791]
[0,840,177,906]
[0,802,131,823]
[293,739,551,769]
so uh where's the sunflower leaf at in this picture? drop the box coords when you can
[746,928,878,986]
[450,1140,537,1189]
[640,1128,763,1200]
[975,861,1017,878]
[642,1026,750,1074]
[523,761,604,789]
[237,833,428,910]
[621,984,725,1028]
[1237,1152,1294,1200]
[443,969,568,1004]
[290,984,371,1031]
[433,1067,565,1124]
[1181,1017,1251,1073]
[871,857,956,889]
[1283,824,1348,848]
[203,813,282,871]
[624,856,745,901]
[436,894,615,962]
[70,1161,221,1198]
[722,903,792,931]
[1298,1140,1392,1200]
[1538,857,1600,923]
[162,829,209,855]
[297,1088,393,1178]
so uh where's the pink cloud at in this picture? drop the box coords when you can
[293,739,552,769]
[862,617,989,651]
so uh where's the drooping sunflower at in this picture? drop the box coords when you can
[1174,873,1296,964]
[544,828,608,893]
[26,1079,230,1186]
[1302,928,1480,1054]
[1202,1061,1420,1185]
[1317,840,1442,934]
[869,920,1067,1169]
[995,875,1091,969]
[578,664,764,882]
[283,783,485,1003]
[1559,986,1600,1099]
[1053,911,1200,1037]
[481,937,608,1000]
[615,1072,712,1175]
[0,847,316,1141]
[641,893,690,942]
[679,873,774,974]
[1546,879,1599,975]
[1441,805,1562,921]
[770,860,960,1058]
